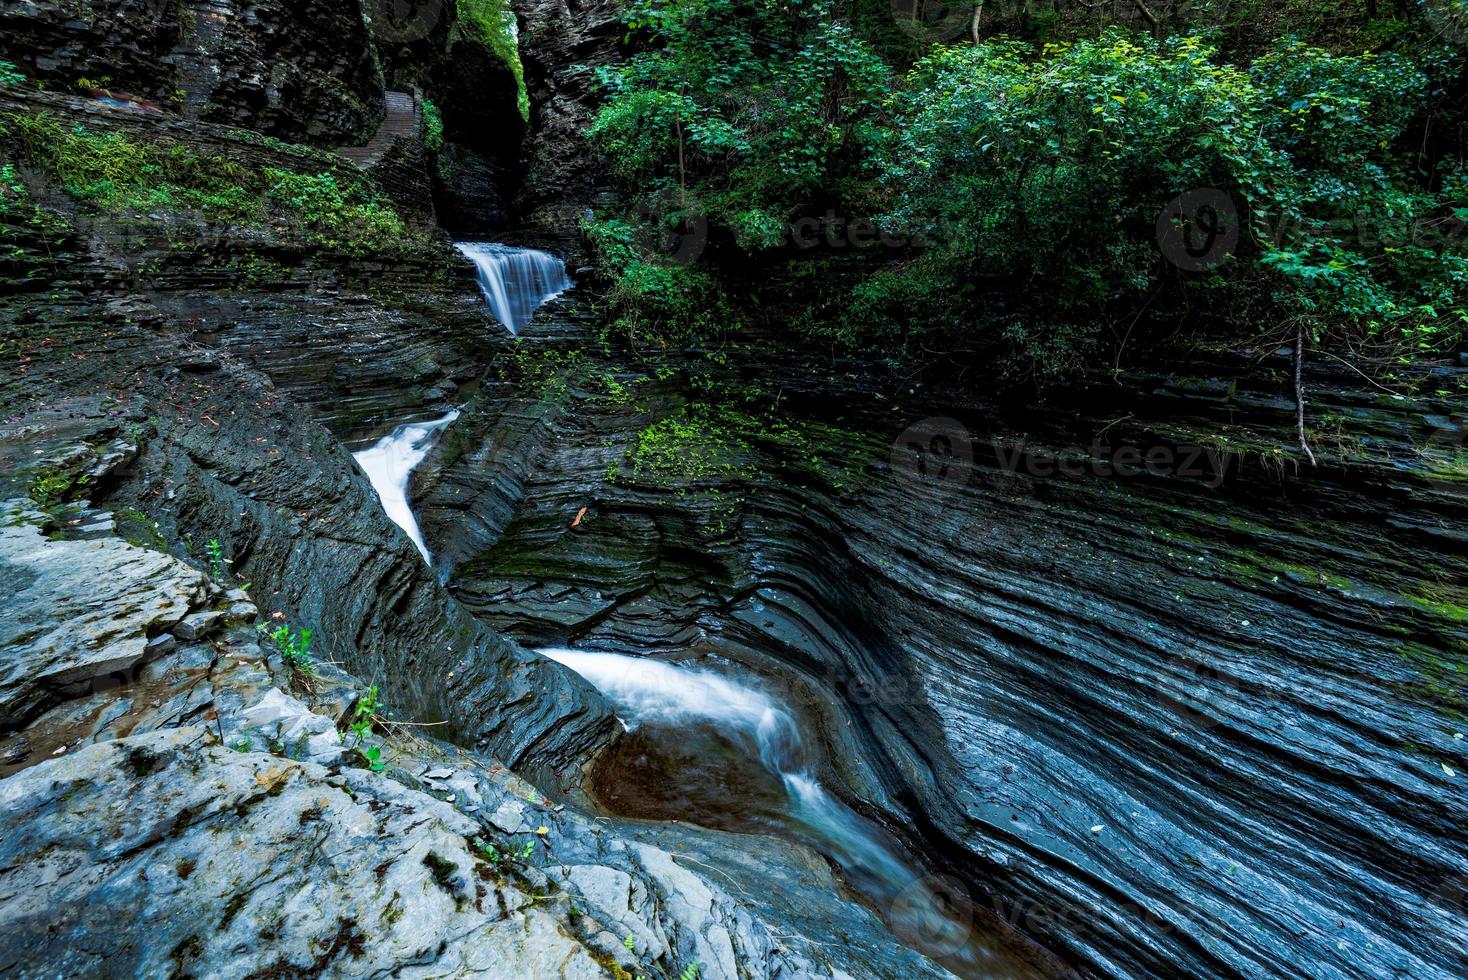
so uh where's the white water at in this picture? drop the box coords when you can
[455,242,572,334]
[542,647,998,966]
[539,648,919,896]
[353,409,460,563]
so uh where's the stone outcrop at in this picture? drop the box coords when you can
[0,496,956,980]
[512,0,626,245]
[0,0,384,144]
[0,85,616,783]
[422,311,1468,979]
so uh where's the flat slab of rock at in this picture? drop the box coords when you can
[0,520,207,726]
[0,729,612,979]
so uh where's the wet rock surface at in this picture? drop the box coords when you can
[0,0,384,144]
[4,10,1465,979]
[0,77,980,978]
[423,316,1468,979]
[0,511,958,980]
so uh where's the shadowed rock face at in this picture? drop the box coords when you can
[0,0,384,144]
[421,317,1468,979]
[511,0,626,246]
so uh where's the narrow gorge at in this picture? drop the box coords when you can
[1,2,1465,979]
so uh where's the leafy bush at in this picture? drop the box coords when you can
[262,168,410,255]
[588,0,891,250]
[582,213,737,348]
[421,97,444,153]
[585,1,1468,376]
[882,32,1466,370]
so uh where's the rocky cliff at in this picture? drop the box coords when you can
[419,312,1468,979]
[3,5,1465,980]
[0,51,980,978]
[0,0,384,143]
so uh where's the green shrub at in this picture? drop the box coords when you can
[7,110,423,257]
[421,97,444,153]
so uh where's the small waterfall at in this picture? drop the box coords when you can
[455,242,572,334]
[352,409,459,563]
[538,649,936,915]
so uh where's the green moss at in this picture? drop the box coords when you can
[28,468,86,507]
[113,507,167,550]
[496,343,585,399]
[456,0,529,121]
[6,110,425,257]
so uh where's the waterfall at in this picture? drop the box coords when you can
[455,242,572,334]
[352,409,459,563]
[538,649,923,907]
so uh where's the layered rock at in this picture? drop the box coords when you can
[0,0,384,144]
[0,490,956,980]
[0,86,615,781]
[512,0,625,245]
[424,312,1468,979]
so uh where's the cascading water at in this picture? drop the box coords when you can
[539,648,1026,977]
[455,242,572,334]
[352,409,459,563]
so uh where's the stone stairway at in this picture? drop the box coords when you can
[338,90,419,168]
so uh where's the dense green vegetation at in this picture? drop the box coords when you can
[584,0,1468,381]
[2,111,425,256]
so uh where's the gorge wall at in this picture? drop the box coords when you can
[1,3,1465,979]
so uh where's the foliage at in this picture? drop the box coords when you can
[882,32,1466,371]
[205,537,230,579]
[457,0,529,120]
[0,61,25,86]
[261,623,316,680]
[7,111,421,257]
[348,686,383,746]
[262,167,412,255]
[584,1,1468,377]
[348,686,386,771]
[421,97,444,154]
[581,213,736,349]
[588,0,891,250]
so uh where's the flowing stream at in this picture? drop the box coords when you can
[352,410,460,563]
[540,648,1026,977]
[455,242,572,334]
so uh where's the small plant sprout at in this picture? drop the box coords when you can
[347,686,386,772]
[205,537,230,579]
[259,623,316,682]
